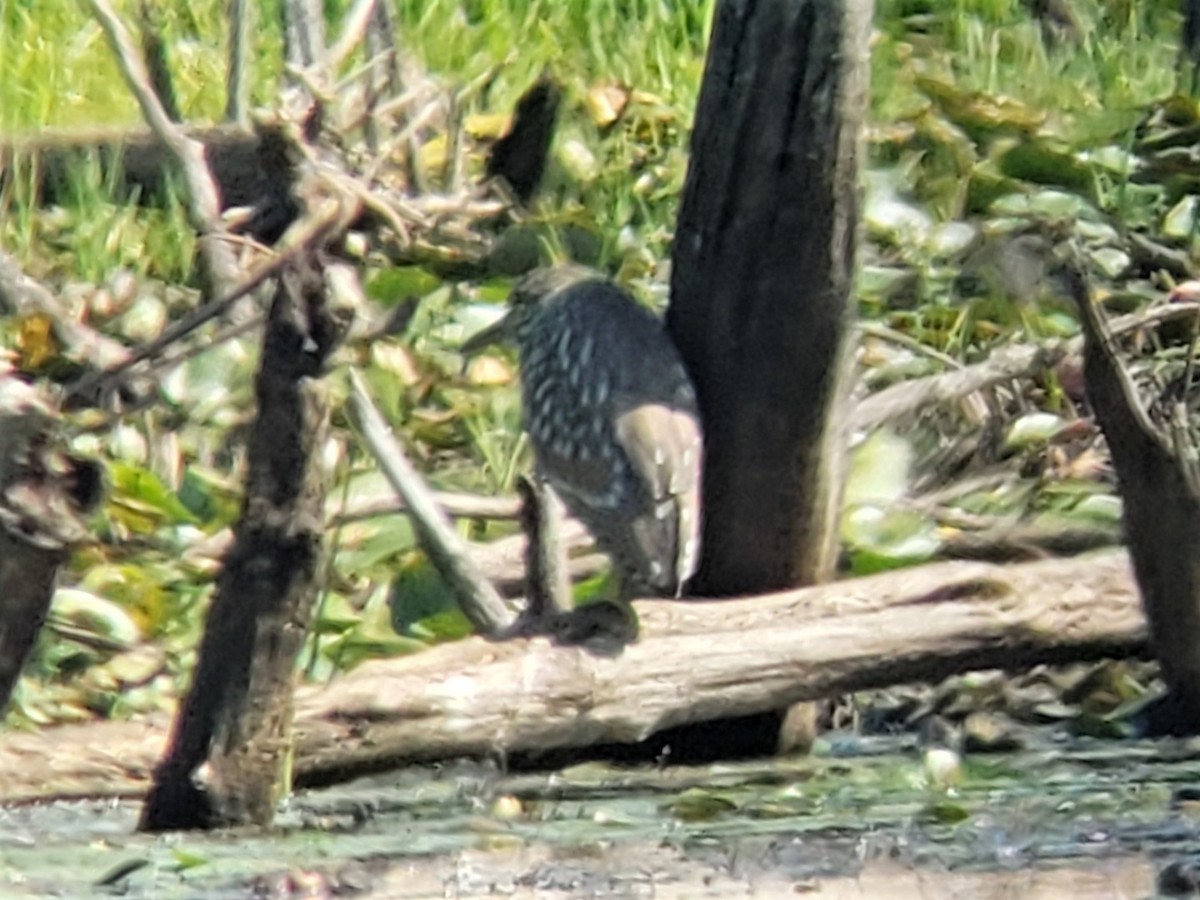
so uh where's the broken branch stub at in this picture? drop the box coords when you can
[0,376,102,715]
[1067,260,1200,733]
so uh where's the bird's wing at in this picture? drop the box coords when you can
[614,401,703,592]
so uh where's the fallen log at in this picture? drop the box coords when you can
[0,124,284,220]
[0,549,1145,804]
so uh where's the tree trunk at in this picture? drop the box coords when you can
[668,0,872,595]
[665,0,871,758]
[140,262,337,830]
[1068,263,1200,734]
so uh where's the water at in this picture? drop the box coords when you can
[2,733,1198,897]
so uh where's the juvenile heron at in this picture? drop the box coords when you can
[464,265,702,599]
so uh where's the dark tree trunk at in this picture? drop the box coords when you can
[1067,264,1200,734]
[656,0,871,761]
[140,261,338,830]
[669,0,872,595]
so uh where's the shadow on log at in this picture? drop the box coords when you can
[139,259,339,831]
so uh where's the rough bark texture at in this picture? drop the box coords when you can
[0,379,101,714]
[139,264,336,830]
[668,0,872,595]
[1070,266,1200,733]
[0,550,1145,803]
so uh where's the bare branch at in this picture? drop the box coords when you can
[87,0,240,297]
[326,0,379,71]
[225,0,252,126]
[348,370,515,635]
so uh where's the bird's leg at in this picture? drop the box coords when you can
[515,474,572,632]
[513,475,640,650]
[549,563,640,651]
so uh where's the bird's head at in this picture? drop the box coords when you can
[461,264,597,355]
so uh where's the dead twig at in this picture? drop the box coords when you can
[65,207,343,406]
[225,0,252,127]
[325,0,380,72]
[87,0,240,298]
[348,370,515,634]
[853,302,1200,434]
[333,491,521,523]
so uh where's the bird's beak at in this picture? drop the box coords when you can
[461,311,516,356]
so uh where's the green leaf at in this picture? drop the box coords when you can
[108,462,198,529]
[389,554,472,638]
[846,430,914,506]
[664,788,738,822]
[920,799,971,824]
[365,266,440,304]
[171,848,209,871]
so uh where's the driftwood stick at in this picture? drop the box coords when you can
[334,490,522,523]
[853,340,1068,433]
[225,0,252,127]
[0,549,1145,802]
[852,302,1200,434]
[326,0,380,72]
[348,370,515,634]
[295,550,1144,777]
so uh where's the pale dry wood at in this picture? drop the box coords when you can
[853,340,1068,434]
[0,550,1144,803]
[349,371,515,634]
[333,490,522,523]
[326,0,380,71]
[225,0,252,127]
[853,302,1200,434]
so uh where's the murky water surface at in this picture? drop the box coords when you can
[3,733,1199,897]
